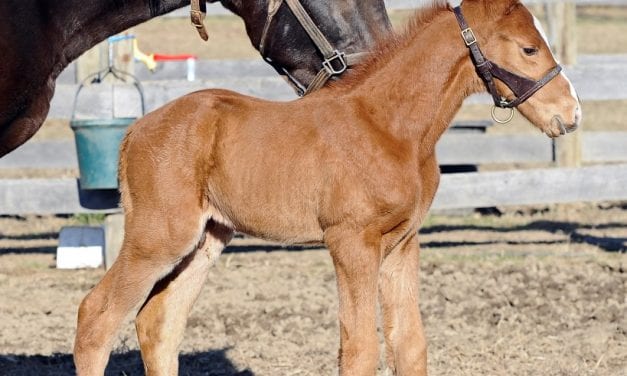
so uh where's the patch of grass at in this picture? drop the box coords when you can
[423,212,520,230]
[421,249,539,264]
[20,259,51,271]
[71,213,106,226]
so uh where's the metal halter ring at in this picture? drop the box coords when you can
[322,51,348,75]
[491,106,515,124]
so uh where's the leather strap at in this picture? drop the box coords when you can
[453,7,502,106]
[284,0,335,59]
[257,0,369,96]
[453,6,562,108]
[260,0,284,55]
[303,52,368,94]
[490,63,562,107]
[285,0,369,94]
[190,0,209,41]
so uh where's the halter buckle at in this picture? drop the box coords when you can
[322,51,348,75]
[461,28,477,46]
[190,9,205,29]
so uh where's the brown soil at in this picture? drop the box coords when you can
[0,204,625,375]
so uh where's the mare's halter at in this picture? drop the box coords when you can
[258,0,368,96]
[190,0,366,96]
[453,6,562,123]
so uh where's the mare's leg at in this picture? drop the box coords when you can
[326,227,382,376]
[74,204,207,375]
[136,220,233,376]
[379,234,426,375]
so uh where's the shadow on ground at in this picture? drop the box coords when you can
[0,349,254,376]
[420,220,627,252]
[3,220,625,255]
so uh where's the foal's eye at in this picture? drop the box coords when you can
[523,47,539,56]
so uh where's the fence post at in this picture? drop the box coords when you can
[75,31,135,83]
[545,1,577,65]
[75,42,108,83]
[549,1,580,168]
[554,135,582,168]
[104,213,125,270]
[562,1,577,66]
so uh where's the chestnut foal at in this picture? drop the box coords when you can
[75,0,581,375]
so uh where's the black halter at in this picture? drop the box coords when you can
[258,0,368,96]
[453,6,562,109]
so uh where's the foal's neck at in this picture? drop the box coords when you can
[347,8,482,153]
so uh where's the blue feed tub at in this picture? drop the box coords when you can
[70,117,135,190]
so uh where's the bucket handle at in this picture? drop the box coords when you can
[71,67,146,121]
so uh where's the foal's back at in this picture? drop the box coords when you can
[121,88,419,243]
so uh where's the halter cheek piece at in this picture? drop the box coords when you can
[189,0,365,96]
[258,0,368,96]
[190,0,209,41]
[453,6,562,123]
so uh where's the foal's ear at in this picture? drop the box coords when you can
[485,0,521,16]
[505,0,523,15]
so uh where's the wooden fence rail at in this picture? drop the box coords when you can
[50,54,627,118]
[2,163,626,215]
[433,163,627,209]
[2,131,627,214]
[4,132,626,171]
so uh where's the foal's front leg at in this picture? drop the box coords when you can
[326,228,382,376]
[379,234,427,375]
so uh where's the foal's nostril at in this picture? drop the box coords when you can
[574,106,582,125]
[566,123,578,133]
[550,115,566,136]
[566,108,580,133]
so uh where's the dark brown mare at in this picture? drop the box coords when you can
[0,0,390,157]
[75,0,581,375]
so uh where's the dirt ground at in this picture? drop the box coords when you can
[0,203,625,375]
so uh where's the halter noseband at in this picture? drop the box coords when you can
[453,6,562,122]
[259,0,368,96]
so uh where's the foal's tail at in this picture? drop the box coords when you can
[117,128,134,215]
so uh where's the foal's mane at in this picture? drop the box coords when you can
[329,0,450,90]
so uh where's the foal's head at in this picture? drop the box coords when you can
[464,0,581,137]
[218,0,391,95]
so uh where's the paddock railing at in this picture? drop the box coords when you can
[2,129,626,214]
[3,52,627,214]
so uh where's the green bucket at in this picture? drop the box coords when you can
[70,117,135,189]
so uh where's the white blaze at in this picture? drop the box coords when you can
[533,15,580,107]
[533,15,551,48]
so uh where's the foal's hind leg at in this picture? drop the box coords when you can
[326,227,382,376]
[74,208,207,375]
[379,234,427,376]
[136,220,233,376]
